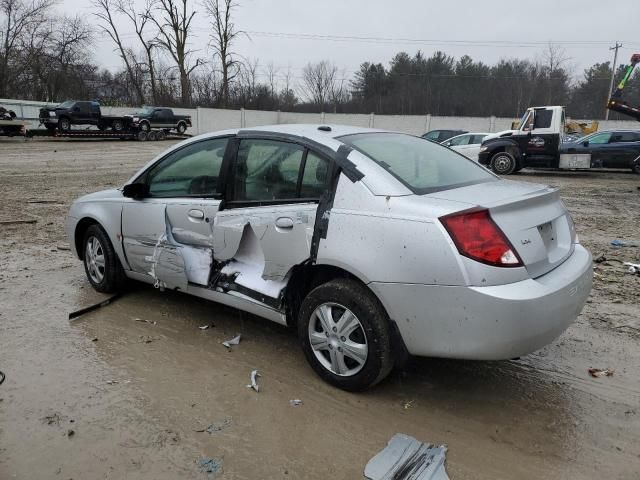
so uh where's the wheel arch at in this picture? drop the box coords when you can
[284,261,409,365]
[72,207,128,270]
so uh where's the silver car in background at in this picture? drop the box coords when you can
[66,124,592,391]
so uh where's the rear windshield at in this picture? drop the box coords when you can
[340,133,496,194]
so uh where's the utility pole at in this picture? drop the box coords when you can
[605,42,622,120]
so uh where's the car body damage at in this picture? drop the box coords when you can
[119,129,361,313]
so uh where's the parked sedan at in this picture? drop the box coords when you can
[559,130,640,173]
[441,132,489,161]
[66,124,592,391]
[422,129,467,143]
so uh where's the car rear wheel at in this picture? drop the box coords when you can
[632,158,640,174]
[490,152,516,175]
[112,119,124,132]
[297,279,394,391]
[82,225,126,293]
[176,122,187,134]
[58,117,71,132]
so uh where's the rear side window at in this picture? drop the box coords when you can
[422,131,440,141]
[448,135,471,146]
[340,133,496,194]
[233,139,304,201]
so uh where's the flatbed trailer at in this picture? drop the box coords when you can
[0,120,29,137]
[24,128,191,142]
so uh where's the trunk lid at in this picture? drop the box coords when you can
[428,180,576,278]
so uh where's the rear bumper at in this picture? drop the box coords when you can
[370,244,592,360]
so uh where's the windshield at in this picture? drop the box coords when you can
[136,106,154,115]
[340,133,496,194]
[56,100,75,109]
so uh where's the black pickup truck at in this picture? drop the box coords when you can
[39,100,129,132]
[127,107,192,134]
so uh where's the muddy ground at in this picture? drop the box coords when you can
[0,138,639,479]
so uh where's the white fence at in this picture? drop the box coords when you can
[2,97,638,136]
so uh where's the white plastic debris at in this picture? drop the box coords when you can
[289,399,303,406]
[364,433,449,480]
[199,324,213,330]
[623,262,640,275]
[222,334,242,348]
[247,370,260,392]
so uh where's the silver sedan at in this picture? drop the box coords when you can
[66,124,592,391]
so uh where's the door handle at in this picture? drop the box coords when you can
[275,217,294,229]
[188,209,205,220]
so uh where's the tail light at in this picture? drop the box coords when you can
[440,208,523,268]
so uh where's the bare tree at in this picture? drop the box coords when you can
[300,60,341,109]
[264,61,278,105]
[93,0,146,104]
[541,42,571,104]
[0,0,55,97]
[202,0,243,107]
[150,0,201,106]
[117,0,158,104]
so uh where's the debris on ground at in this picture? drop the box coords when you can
[43,413,62,426]
[623,262,640,275]
[364,433,449,480]
[402,400,415,410]
[247,370,261,392]
[0,370,5,386]
[195,418,232,434]
[199,324,214,330]
[0,218,37,225]
[611,239,640,248]
[134,318,157,325]
[198,457,223,475]
[56,244,71,251]
[589,368,615,378]
[91,337,99,342]
[67,429,75,437]
[594,254,607,263]
[139,335,156,344]
[68,293,123,320]
[222,334,241,349]
[289,399,303,406]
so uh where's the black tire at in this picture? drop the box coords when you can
[58,117,71,132]
[147,131,157,141]
[137,131,148,142]
[112,119,124,132]
[297,279,394,391]
[82,224,126,293]
[139,121,150,132]
[632,158,640,174]
[156,130,167,141]
[176,122,187,134]
[490,151,516,175]
[97,122,106,131]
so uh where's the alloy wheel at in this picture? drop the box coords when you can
[308,302,368,377]
[85,236,106,284]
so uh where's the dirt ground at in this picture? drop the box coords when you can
[0,138,639,480]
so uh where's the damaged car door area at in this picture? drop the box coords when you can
[122,134,331,324]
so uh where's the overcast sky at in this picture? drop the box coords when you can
[61,0,640,86]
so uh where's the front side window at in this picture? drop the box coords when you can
[472,134,487,144]
[533,109,553,129]
[233,139,304,201]
[588,132,611,144]
[340,133,495,194]
[146,138,228,197]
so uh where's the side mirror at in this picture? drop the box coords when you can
[444,141,452,147]
[582,141,589,147]
[122,183,149,199]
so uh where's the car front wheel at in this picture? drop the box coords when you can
[633,158,640,174]
[176,122,187,134]
[490,152,516,175]
[82,224,126,293]
[298,279,394,391]
[58,117,71,132]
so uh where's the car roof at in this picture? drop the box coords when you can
[241,123,389,141]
